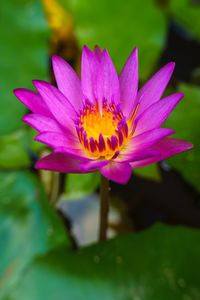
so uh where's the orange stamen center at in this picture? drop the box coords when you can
[76,100,137,159]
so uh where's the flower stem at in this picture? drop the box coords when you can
[99,175,110,241]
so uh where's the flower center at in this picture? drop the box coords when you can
[76,100,130,159]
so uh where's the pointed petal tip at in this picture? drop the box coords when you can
[32,79,43,86]
[126,47,138,63]
[52,54,62,60]
[158,61,176,77]
[167,128,176,136]
[35,159,48,170]
[51,54,72,71]
[176,92,184,99]
[34,134,41,142]
[94,45,102,51]
[32,79,41,88]
[82,45,93,55]
[21,115,29,123]
[32,80,48,93]
[165,61,176,72]
[132,47,138,56]
[13,88,27,99]
[185,141,194,150]
[34,132,48,144]
[13,88,34,98]
[13,88,21,97]
[32,80,50,90]
[94,45,103,59]
[168,92,184,103]
[82,45,96,63]
[51,54,64,66]
[35,160,41,169]
[83,44,89,50]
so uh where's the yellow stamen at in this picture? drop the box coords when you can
[76,101,138,159]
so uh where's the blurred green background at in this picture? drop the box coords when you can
[1,0,200,299]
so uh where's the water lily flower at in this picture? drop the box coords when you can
[14,46,193,184]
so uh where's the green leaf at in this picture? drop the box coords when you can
[63,172,100,201]
[0,0,49,135]
[0,127,45,169]
[134,164,161,182]
[169,0,200,41]
[62,0,167,80]
[0,130,30,169]
[12,224,200,300]
[0,171,70,299]
[165,83,200,192]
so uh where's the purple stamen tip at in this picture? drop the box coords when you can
[90,137,96,153]
[111,135,118,150]
[99,133,106,152]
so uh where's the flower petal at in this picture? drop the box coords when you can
[81,159,109,172]
[94,45,104,62]
[130,138,193,168]
[55,146,90,160]
[14,88,50,116]
[134,93,184,135]
[100,161,132,184]
[81,46,99,103]
[36,152,108,173]
[33,80,77,130]
[35,152,86,173]
[136,62,175,116]
[22,113,63,133]
[115,149,158,163]
[52,55,83,110]
[96,49,120,111]
[120,48,138,117]
[35,132,80,150]
[118,128,174,162]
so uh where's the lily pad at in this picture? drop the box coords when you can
[0,0,49,135]
[169,0,200,41]
[165,83,200,192]
[0,171,70,299]
[12,224,200,300]
[63,173,100,201]
[134,164,161,182]
[61,0,167,80]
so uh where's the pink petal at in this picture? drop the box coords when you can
[100,161,132,184]
[36,152,107,173]
[136,62,175,116]
[14,88,50,117]
[35,132,80,150]
[130,138,193,168]
[33,80,77,130]
[119,128,175,162]
[55,146,91,160]
[22,113,63,133]
[94,45,104,62]
[134,93,184,135]
[96,49,120,112]
[52,55,83,110]
[81,46,99,103]
[120,48,138,117]
[115,149,158,163]
[81,159,109,172]
[35,152,85,173]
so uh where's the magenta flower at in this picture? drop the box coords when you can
[14,46,192,184]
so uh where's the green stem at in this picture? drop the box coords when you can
[99,175,110,241]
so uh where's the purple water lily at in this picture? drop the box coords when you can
[14,46,193,184]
